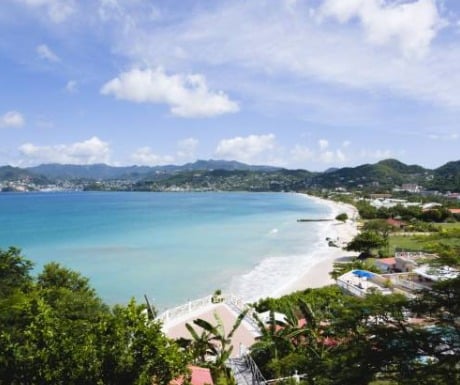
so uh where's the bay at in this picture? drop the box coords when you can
[0,192,331,309]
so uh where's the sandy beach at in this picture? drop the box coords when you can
[161,194,360,345]
[272,195,359,297]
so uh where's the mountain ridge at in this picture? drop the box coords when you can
[1,158,459,192]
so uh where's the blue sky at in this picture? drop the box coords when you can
[1,0,460,170]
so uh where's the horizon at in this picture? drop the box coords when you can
[1,157,458,173]
[1,1,460,170]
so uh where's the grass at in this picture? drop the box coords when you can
[389,234,428,253]
[435,222,460,230]
[389,227,460,254]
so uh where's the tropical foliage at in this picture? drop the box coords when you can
[248,279,460,385]
[0,247,188,385]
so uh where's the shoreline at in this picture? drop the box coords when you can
[269,194,359,298]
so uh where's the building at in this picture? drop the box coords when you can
[171,366,214,385]
[375,257,396,273]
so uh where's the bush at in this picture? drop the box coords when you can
[335,213,348,222]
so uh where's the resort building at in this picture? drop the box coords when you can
[394,251,436,272]
[375,257,397,273]
[171,366,214,385]
[336,267,459,299]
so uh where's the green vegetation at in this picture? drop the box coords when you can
[345,230,386,257]
[2,158,460,192]
[335,213,348,222]
[0,247,188,385]
[250,279,460,385]
[182,310,248,382]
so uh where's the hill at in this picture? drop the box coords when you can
[430,160,460,192]
[310,159,430,189]
[1,158,459,192]
[26,160,282,181]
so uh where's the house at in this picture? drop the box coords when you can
[171,366,214,385]
[386,218,407,229]
[394,251,436,272]
[448,208,460,215]
[375,257,396,273]
[401,184,422,193]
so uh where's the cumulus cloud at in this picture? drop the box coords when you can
[215,134,276,163]
[177,137,199,160]
[290,145,314,162]
[320,0,444,57]
[131,147,174,166]
[100,67,239,118]
[36,44,60,62]
[1,111,25,128]
[17,0,76,23]
[65,80,77,93]
[359,149,393,160]
[130,138,199,166]
[318,139,329,150]
[290,141,347,166]
[19,136,110,165]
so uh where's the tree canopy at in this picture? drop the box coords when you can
[0,248,188,385]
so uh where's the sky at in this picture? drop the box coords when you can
[1,0,460,171]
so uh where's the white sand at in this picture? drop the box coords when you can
[273,195,359,296]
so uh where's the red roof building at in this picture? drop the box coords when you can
[386,218,407,229]
[375,257,396,273]
[171,366,214,385]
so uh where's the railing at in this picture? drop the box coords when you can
[156,294,214,325]
[244,354,267,385]
[156,292,260,332]
[336,279,367,297]
[224,295,261,336]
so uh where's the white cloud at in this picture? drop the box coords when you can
[100,67,239,118]
[318,139,329,150]
[131,147,174,166]
[66,80,77,93]
[320,0,444,57]
[359,149,393,160]
[215,134,276,163]
[17,0,76,23]
[342,140,351,147]
[177,137,199,160]
[110,1,460,110]
[18,136,111,165]
[1,111,25,128]
[290,145,314,162]
[36,44,60,62]
[290,142,347,166]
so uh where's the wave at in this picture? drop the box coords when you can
[229,220,333,303]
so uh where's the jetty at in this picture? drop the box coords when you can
[297,218,333,222]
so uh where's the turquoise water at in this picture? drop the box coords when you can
[0,192,331,309]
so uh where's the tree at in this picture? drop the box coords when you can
[0,251,189,385]
[335,213,348,222]
[0,247,33,297]
[185,309,248,376]
[345,231,386,257]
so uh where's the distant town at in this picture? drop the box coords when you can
[1,158,459,197]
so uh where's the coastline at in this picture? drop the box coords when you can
[270,194,359,297]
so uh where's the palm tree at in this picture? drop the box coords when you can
[184,322,215,364]
[185,309,248,371]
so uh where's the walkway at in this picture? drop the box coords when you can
[158,294,260,358]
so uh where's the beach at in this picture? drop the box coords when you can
[271,195,359,297]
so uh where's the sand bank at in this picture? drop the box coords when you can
[272,195,359,297]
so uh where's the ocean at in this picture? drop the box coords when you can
[0,192,332,310]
